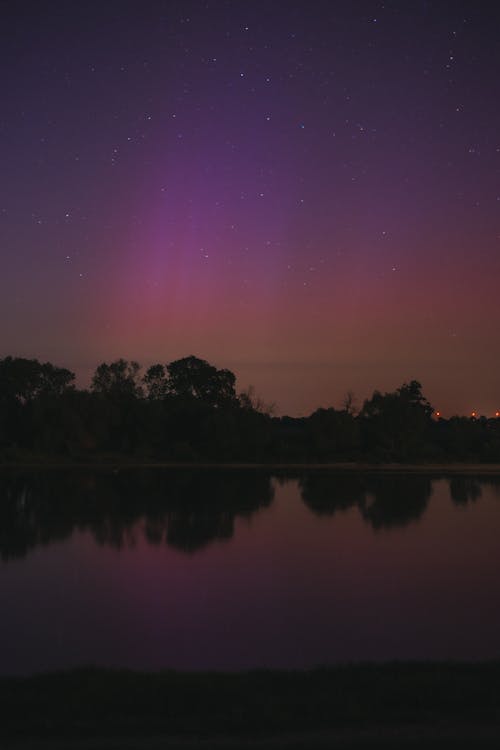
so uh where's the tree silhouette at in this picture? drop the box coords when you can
[91,359,143,398]
[360,380,434,460]
[0,356,74,403]
[1,353,499,463]
[166,356,237,407]
[143,363,169,400]
[307,407,360,459]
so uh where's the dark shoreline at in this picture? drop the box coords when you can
[2,663,500,747]
[2,461,500,473]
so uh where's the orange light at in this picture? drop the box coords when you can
[496,411,500,418]
[471,411,477,418]
[435,411,441,417]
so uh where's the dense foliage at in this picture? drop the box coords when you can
[1,355,499,463]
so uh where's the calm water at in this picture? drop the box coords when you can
[1,469,499,675]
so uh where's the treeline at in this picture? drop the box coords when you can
[1,354,500,463]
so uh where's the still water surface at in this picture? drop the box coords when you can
[1,469,499,675]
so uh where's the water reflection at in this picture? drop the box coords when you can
[359,475,432,530]
[299,473,365,517]
[0,470,274,561]
[2,470,500,672]
[1,470,500,561]
[299,473,431,529]
[449,477,482,505]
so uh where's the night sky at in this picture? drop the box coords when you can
[2,1,500,416]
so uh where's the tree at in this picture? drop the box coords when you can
[91,359,143,398]
[307,407,360,459]
[238,385,275,415]
[0,357,75,459]
[342,390,357,416]
[360,380,433,460]
[143,364,169,400]
[166,356,237,408]
[361,380,432,420]
[0,356,74,403]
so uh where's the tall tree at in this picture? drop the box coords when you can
[166,356,237,408]
[91,359,143,398]
[0,356,74,403]
[360,380,433,459]
[143,364,169,400]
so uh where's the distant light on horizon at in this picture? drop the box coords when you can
[1,2,500,416]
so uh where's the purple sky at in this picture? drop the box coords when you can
[1,1,500,415]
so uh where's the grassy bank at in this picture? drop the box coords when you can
[2,663,500,745]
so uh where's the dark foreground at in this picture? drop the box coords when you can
[2,663,500,748]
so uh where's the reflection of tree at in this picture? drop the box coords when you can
[139,471,275,554]
[0,473,79,561]
[299,473,432,530]
[483,476,500,499]
[449,477,482,505]
[299,474,364,516]
[166,511,234,553]
[359,476,431,530]
[0,470,274,561]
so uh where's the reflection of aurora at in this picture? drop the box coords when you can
[0,470,274,561]
[2,471,500,561]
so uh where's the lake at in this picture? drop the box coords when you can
[1,469,499,675]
